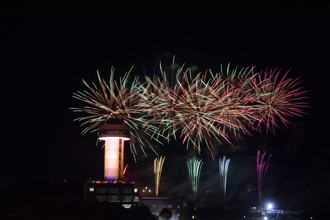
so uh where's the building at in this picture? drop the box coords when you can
[140,196,189,220]
[83,120,189,219]
[84,120,140,208]
[84,180,139,208]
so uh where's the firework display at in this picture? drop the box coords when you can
[248,68,309,133]
[219,155,230,198]
[71,58,309,156]
[186,156,203,210]
[154,156,166,197]
[256,150,272,205]
[71,67,161,158]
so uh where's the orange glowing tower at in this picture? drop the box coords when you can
[98,120,130,181]
[84,120,139,206]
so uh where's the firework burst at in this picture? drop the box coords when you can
[169,70,238,151]
[248,68,309,133]
[136,59,185,139]
[71,58,309,157]
[154,64,260,155]
[71,67,161,157]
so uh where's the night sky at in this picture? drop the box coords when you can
[1,1,329,210]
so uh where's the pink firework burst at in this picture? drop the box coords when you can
[248,68,309,133]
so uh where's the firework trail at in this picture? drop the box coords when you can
[187,156,203,210]
[219,155,230,197]
[154,156,166,197]
[256,150,272,205]
[219,155,230,210]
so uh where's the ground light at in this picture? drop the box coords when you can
[267,203,273,210]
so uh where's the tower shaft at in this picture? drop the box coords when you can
[99,123,130,181]
[104,137,125,181]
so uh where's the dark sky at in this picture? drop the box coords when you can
[1,1,329,210]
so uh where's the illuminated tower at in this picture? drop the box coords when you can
[84,120,139,207]
[98,120,130,181]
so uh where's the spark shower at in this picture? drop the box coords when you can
[71,57,309,157]
[187,156,203,210]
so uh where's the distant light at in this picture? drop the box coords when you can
[267,203,273,209]
[264,217,268,220]
[122,204,132,209]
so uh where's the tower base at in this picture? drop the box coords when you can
[84,180,139,208]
